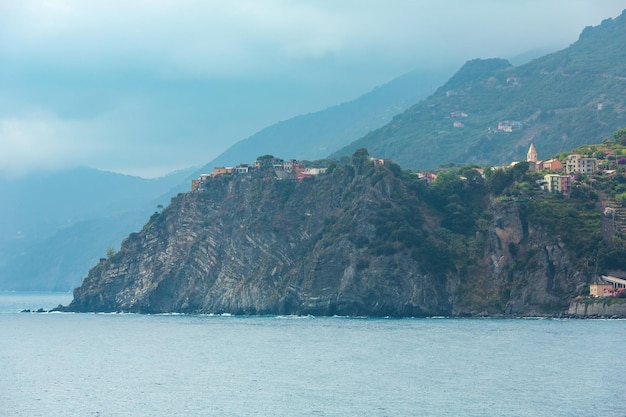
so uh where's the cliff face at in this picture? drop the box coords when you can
[67,166,586,316]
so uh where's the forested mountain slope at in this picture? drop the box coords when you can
[333,10,626,170]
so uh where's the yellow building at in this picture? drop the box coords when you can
[590,284,615,297]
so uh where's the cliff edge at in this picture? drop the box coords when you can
[65,158,592,316]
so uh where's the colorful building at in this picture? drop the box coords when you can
[542,158,563,171]
[590,284,617,297]
[543,174,572,195]
[566,154,598,174]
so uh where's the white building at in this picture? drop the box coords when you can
[566,154,598,174]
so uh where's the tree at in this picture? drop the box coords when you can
[487,169,513,195]
[511,161,529,182]
[105,246,116,259]
[432,171,464,200]
[614,128,626,146]
[351,148,370,174]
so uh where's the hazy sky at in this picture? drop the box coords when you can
[0,1,624,178]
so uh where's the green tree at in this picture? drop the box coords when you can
[593,150,606,160]
[351,148,370,174]
[105,246,116,259]
[614,128,626,146]
[487,169,513,195]
[432,171,464,201]
[511,161,529,182]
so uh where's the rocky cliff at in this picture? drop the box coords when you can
[65,160,590,316]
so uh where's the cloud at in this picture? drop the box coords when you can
[0,112,105,178]
[0,1,625,178]
[2,0,624,78]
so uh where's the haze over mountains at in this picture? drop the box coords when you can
[0,168,193,290]
[0,69,447,290]
[2,9,626,291]
[200,68,453,171]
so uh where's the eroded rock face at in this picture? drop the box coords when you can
[67,168,584,316]
[486,200,583,315]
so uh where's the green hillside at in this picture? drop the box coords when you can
[333,10,626,170]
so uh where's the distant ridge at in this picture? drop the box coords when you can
[333,10,626,170]
[197,68,453,172]
[0,167,192,291]
[0,68,452,291]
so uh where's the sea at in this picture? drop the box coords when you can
[1,292,625,417]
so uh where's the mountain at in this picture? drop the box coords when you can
[332,10,626,170]
[196,68,453,171]
[62,150,625,316]
[0,167,193,290]
[0,67,453,291]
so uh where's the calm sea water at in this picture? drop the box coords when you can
[1,292,625,417]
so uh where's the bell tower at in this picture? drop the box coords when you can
[527,143,538,163]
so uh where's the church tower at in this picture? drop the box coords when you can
[527,143,538,163]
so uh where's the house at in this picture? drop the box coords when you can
[453,121,464,128]
[450,111,468,118]
[498,122,513,132]
[497,121,523,132]
[254,157,284,169]
[283,160,299,171]
[212,167,228,177]
[304,167,327,175]
[566,154,598,174]
[234,164,250,174]
[543,159,563,172]
[272,158,285,170]
[369,157,391,167]
[417,172,437,184]
[191,174,212,191]
[543,174,572,195]
[590,284,617,297]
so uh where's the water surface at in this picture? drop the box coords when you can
[1,293,624,416]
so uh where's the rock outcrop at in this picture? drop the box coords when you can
[65,164,588,316]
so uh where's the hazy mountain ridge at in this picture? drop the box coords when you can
[0,167,193,290]
[332,10,626,169]
[7,10,626,292]
[0,69,452,291]
[197,68,452,171]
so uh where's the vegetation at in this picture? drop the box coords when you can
[195,126,626,283]
[105,246,116,259]
[331,11,626,171]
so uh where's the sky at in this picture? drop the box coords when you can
[0,1,624,178]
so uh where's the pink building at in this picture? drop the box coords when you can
[543,159,563,171]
